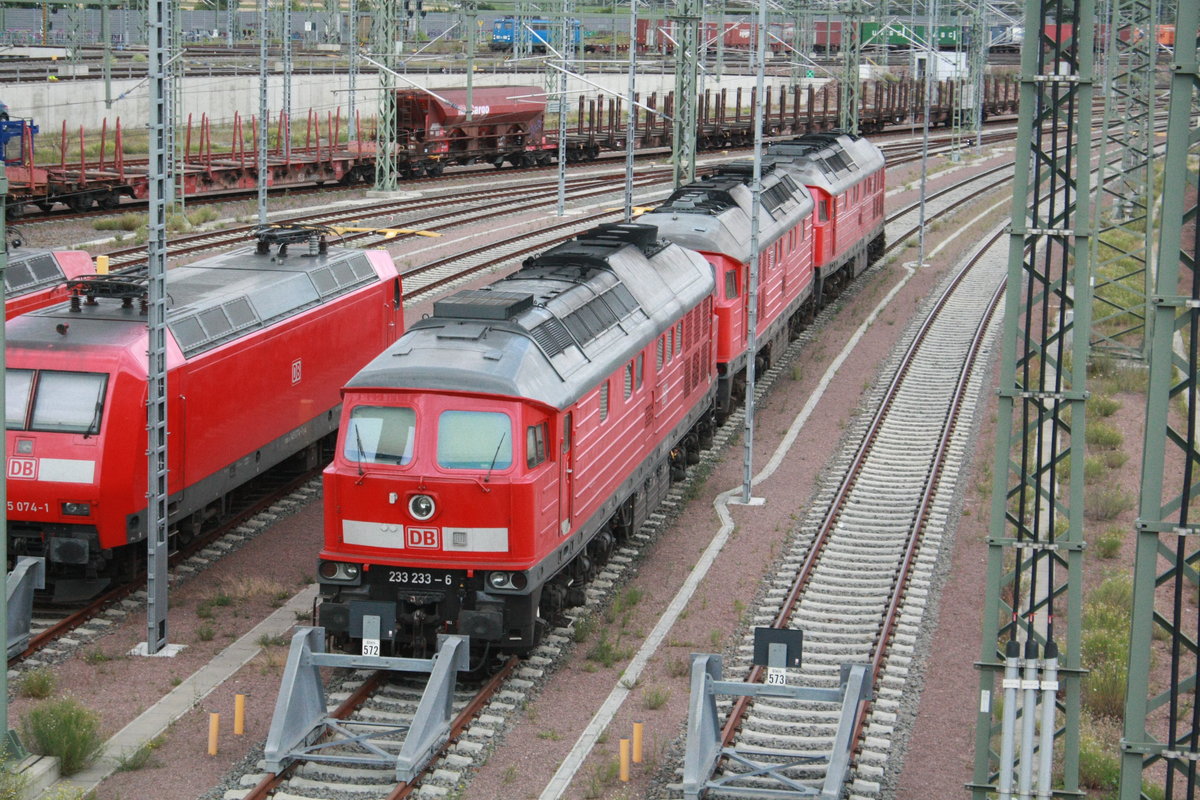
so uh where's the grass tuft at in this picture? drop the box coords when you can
[115,736,164,772]
[1085,485,1135,521]
[643,686,671,710]
[21,697,105,776]
[1085,422,1123,450]
[92,212,142,231]
[17,669,56,699]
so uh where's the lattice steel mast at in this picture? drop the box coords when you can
[348,0,358,139]
[1089,0,1157,360]
[1119,3,1200,795]
[554,0,576,216]
[839,0,862,134]
[145,0,173,656]
[257,0,269,225]
[166,0,181,210]
[282,1,292,164]
[372,0,400,191]
[951,1,985,160]
[671,0,699,187]
[970,0,1095,795]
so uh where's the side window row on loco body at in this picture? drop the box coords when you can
[344,406,554,472]
[5,369,108,435]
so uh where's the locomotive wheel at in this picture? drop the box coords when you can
[98,191,120,210]
[427,162,444,177]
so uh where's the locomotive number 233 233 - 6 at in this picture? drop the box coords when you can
[388,570,453,586]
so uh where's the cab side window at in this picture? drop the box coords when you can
[526,422,548,468]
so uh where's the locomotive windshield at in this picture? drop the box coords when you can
[343,406,416,465]
[437,410,512,470]
[5,369,108,435]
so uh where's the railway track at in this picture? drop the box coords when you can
[205,146,1019,800]
[7,124,1017,227]
[239,658,521,800]
[96,169,673,271]
[83,130,1017,289]
[667,224,1007,798]
[13,469,324,670]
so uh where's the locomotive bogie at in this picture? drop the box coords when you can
[5,241,404,599]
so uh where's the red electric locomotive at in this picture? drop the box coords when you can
[318,224,716,655]
[5,227,404,600]
[5,248,95,320]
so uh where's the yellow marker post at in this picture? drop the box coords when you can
[95,255,109,274]
[620,738,630,782]
[234,694,245,735]
[632,721,644,763]
[208,713,220,755]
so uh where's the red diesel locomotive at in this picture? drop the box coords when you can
[317,133,886,656]
[5,247,95,320]
[318,224,718,654]
[5,227,404,600]
[640,132,886,416]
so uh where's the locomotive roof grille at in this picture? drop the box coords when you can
[433,289,535,320]
[654,168,801,219]
[762,175,803,215]
[5,250,63,294]
[768,135,859,181]
[528,317,576,357]
[169,250,378,358]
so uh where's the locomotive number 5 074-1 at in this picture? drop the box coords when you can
[388,571,452,586]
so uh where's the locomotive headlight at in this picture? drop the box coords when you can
[487,571,528,591]
[61,502,91,517]
[408,494,436,521]
[318,560,361,583]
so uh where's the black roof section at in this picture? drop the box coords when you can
[5,248,67,295]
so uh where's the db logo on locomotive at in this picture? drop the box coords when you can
[7,458,36,479]
[406,527,439,548]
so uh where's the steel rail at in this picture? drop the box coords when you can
[719,224,1007,749]
[11,466,320,667]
